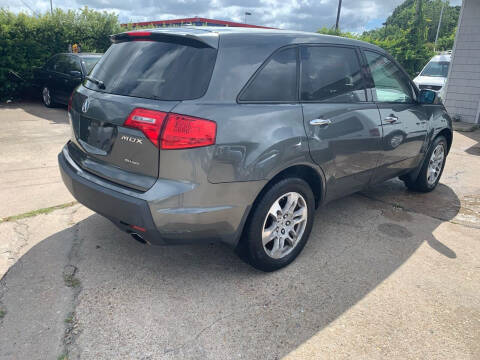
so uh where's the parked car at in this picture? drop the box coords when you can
[35,53,102,107]
[413,52,451,94]
[59,28,452,271]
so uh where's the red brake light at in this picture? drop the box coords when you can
[161,113,216,149]
[68,93,73,111]
[127,31,151,37]
[124,108,167,147]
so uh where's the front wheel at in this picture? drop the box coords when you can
[243,178,315,272]
[403,136,447,192]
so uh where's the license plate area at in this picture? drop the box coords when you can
[79,117,117,153]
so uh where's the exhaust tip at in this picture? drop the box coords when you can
[130,232,147,244]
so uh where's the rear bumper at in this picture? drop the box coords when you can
[59,144,265,246]
[59,147,164,244]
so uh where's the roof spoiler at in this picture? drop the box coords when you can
[110,31,218,49]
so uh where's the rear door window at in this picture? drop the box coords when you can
[85,41,217,101]
[54,55,71,74]
[300,46,366,102]
[68,56,82,72]
[239,47,298,102]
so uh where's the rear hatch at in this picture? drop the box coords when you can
[68,30,218,191]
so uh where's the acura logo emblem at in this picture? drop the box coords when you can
[81,98,90,113]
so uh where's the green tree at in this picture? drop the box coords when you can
[321,0,460,76]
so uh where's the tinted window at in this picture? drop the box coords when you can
[239,47,297,102]
[365,51,413,103]
[53,55,71,74]
[85,41,217,101]
[69,56,82,72]
[421,61,449,77]
[300,46,366,102]
[45,56,57,71]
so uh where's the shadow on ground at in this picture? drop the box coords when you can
[462,129,480,156]
[0,180,460,359]
[1,99,68,125]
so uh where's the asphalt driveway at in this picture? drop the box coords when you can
[1,101,479,360]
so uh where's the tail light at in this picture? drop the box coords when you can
[67,93,73,112]
[124,108,168,147]
[124,108,216,149]
[161,113,216,149]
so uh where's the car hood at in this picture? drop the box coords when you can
[413,75,446,87]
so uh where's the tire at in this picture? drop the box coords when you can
[243,178,315,272]
[403,135,447,192]
[41,86,56,108]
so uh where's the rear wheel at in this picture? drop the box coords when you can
[403,136,447,192]
[243,178,315,272]
[42,86,56,108]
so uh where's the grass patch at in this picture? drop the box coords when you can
[0,201,77,224]
[0,309,6,319]
[65,313,74,324]
[57,354,68,360]
[63,274,81,288]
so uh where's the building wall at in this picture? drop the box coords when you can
[444,0,480,124]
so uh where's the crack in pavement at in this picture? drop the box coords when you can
[60,211,84,359]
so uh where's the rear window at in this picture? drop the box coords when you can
[85,41,217,101]
[239,47,298,102]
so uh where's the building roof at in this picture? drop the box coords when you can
[122,17,272,29]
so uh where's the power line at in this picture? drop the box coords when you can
[19,0,40,17]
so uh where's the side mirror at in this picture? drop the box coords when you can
[415,71,420,76]
[418,89,436,104]
[69,70,82,78]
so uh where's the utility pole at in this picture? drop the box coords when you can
[50,0,53,14]
[244,11,251,24]
[434,0,446,52]
[335,0,342,31]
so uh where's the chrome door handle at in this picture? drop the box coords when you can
[310,118,332,126]
[384,115,398,124]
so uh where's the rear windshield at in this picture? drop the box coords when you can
[85,41,217,100]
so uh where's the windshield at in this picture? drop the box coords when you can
[84,41,217,101]
[81,56,102,74]
[421,61,450,77]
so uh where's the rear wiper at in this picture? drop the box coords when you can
[85,76,105,89]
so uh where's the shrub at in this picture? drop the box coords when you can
[0,7,122,100]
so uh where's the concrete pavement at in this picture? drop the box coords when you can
[0,101,479,359]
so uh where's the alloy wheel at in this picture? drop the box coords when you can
[427,143,445,185]
[42,87,51,106]
[262,192,308,259]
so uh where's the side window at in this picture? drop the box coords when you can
[300,46,366,102]
[239,47,297,102]
[365,51,414,103]
[45,56,57,71]
[69,56,82,72]
[53,55,70,74]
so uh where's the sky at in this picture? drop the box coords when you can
[2,0,463,33]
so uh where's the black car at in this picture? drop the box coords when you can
[35,53,102,107]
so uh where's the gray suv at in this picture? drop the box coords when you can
[59,27,452,271]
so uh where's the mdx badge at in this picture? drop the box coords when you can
[121,135,143,144]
